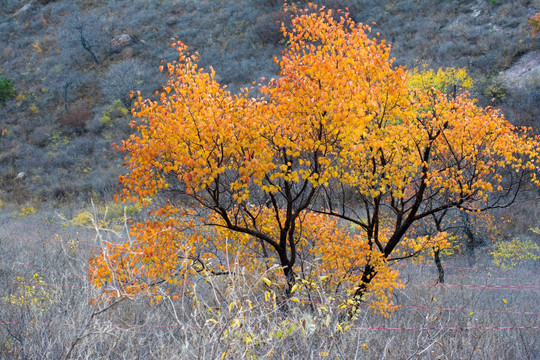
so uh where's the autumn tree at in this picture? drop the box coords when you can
[402,66,503,283]
[89,6,540,313]
[530,11,540,37]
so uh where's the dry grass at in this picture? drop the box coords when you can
[0,206,538,359]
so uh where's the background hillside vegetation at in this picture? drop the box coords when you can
[0,0,539,203]
[0,1,539,358]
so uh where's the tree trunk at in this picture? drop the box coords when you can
[350,264,376,317]
[276,248,296,298]
[63,82,71,112]
[434,247,444,283]
[79,31,100,65]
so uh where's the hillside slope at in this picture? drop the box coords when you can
[0,0,539,204]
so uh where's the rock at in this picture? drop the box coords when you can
[111,34,132,48]
[501,51,540,90]
[121,46,135,59]
[2,46,15,60]
[15,3,31,15]
[14,3,32,21]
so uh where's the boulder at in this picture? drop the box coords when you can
[501,51,540,90]
[14,3,32,21]
[2,46,15,60]
[111,34,132,48]
[121,46,135,59]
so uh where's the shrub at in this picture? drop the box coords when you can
[255,11,290,44]
[58,6,111,67]
[101,59,159,108]
[491,238,540,270]
[0,76,16,105]
[98,99,130,127]
[500,84,540,131]
[16,205,36,217]
[3,273,55,311]
[58,106,92,134]
[316,0,359,18]
[529,11,540,37]
[482,76,508,104]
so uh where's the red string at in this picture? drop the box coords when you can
[0,320,538,331]
[353,326,540,331]
[402,305,540,316]
[0,257,52,273]
[408,283,540,291]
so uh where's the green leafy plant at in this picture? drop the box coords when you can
[15,205,36,218]
[99,99,130,127]
[0,76,16,105]
[491,238,540,270]
[483,76,508,104]
[4,273,55,311]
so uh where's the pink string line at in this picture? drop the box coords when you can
[16,237,102,249]
[442,274,540,284]
[17,282,94,289]
[402,305,540,316]
[417,264,497,273]
[352,326,540,331]
[2,254,539,293]
[408,283,540,291]
[0,257,52,273]
[0,320,538,331]
[409,265,540,284]
[11,282,540,316]
[14,279,540,294]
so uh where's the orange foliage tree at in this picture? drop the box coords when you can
[530,11,540,37]
[89,6,540,312]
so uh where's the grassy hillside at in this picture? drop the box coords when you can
[1,2,539,358]
[0,0,539,204]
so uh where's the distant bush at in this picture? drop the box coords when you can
[317,0,359,17]
[58,7,111,67]
[101,59,158,108]
[259,0,284,7]
[16,205,36,218]
[58,106,92,134]
[0,76,16,105]
[482,76,508,104]
[491,238,540,270]
[529,11,540,37]
[255,11,289,44]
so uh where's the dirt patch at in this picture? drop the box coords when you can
[501,51,540,89]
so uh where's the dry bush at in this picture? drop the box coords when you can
[58,107,92,134]
[255,11,290,44]
[0,208,538,359]
[317,0,360,17]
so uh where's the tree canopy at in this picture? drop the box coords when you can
[90,6,540,313]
